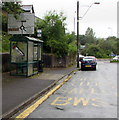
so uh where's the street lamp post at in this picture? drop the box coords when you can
[108,27,113,36]
[76,1,100,68]
[79,2,100,20]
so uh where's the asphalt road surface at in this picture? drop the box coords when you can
[17,60,118,118]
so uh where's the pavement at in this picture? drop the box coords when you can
[2,65,77,118]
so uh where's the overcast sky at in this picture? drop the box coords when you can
[22,0,118,38]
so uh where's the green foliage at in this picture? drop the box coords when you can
[2,32,11,52]
[68,42,77,55]
[1,2,22,52]
[117,39,119,55]
[47,39,68,57]
[1,12,7,32]
[80,35,118,58]
[110,60,119,63]
[85,27,95,37]
[2,10,77,57]
[66,32,77,55]
[2,2,23,32]
[79,35,86,45]
[2,2,23,19]
[35,10,76,57]
[0,36,2,52]
[66,32,75,43]
[80,28,96,45]
[80,27,118,58]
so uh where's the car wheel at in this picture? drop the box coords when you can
[81,66,85,71]
[93,66,96,70]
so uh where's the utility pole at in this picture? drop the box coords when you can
[77,1,79,68]
[76,1,100,68]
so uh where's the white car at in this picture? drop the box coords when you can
[112,56,119,61]
[79,55,85,61]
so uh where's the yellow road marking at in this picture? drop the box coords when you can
[50,97,110,107]
[92,103,100,107]
[51,97,72,106]
[92,98,96,101]
[68,88,77,94]
[112,86,114,88]
[79,88,83,94]
[73,97,89,106]
[80,82,83,86]
[71,83,75,87]
[91,88,95,94]
[95,83,98,86]
[83,78,86,81]
[87,82,90,86]
[91,98,109,107]
[15,75,73,119]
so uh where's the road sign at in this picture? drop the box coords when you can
[8,13,35,34]
[37,29,42,37]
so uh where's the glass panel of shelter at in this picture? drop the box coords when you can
[11,41,27,63]
[33,43,38,74]
[28,41,34,76]
[11,41,27,76]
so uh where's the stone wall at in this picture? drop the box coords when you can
[1,53,76,72]
[1,53,11,72]
[43,54,76,68]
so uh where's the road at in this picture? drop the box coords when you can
[15,60,117,118]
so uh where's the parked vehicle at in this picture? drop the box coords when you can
[81,56,97,70]
[112,56,119,61]
[79,55,85,61]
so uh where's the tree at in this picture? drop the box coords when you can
[79,35,87,45]
[2,2,23,32]
[80,34,118,58]
[85,27,95,37]
[66,32,77,55]
[85,27,96,44]
[2,2,23,18]
[36,11,68,57]
[66,32,76,44]
[81,44,108,58]
[2,32,11,52]
[35,11,77,57]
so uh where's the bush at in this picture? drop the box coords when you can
[2,33,11,52]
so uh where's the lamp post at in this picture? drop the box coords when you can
[108,27,113,36]
[76,1,100,68]
[79,2,100,20]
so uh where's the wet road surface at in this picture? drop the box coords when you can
[17,61,117,118]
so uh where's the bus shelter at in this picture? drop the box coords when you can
[10,36,43,77]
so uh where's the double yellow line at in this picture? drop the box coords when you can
[15,75,72,119]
